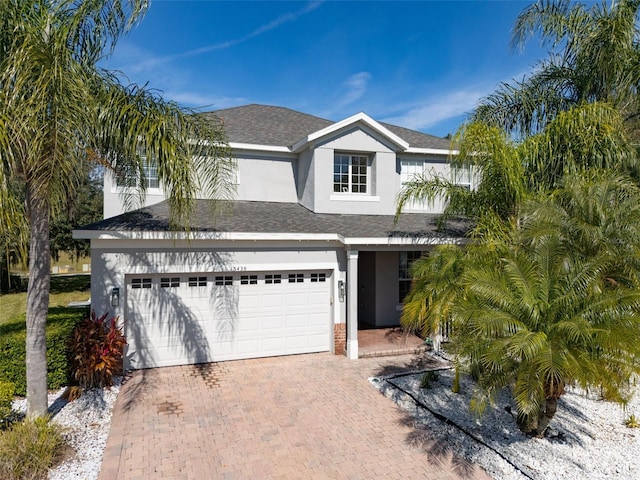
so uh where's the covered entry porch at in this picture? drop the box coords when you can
[358,327,429,358]
[344,246,437,359]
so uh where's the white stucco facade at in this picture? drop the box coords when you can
[80,105,467,369]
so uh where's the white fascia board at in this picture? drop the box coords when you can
[74,228,466,247]
[291,112,410,153]
[74,229,342,243]
[344,236,469,247]
[405,147,459,155]
[228,142,292,153]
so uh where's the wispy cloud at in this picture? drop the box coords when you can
[379,63,541,133]
[162,91,247,110]
[131,1,324,73]
[381,89,484,131]
[338,72,371,106]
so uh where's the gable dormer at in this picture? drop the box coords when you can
[293,112,450,215]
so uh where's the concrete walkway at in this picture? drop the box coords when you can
[100,353,492,480]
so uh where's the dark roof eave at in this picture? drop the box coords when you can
[78,200,472,241]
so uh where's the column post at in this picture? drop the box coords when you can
[346,249,359,359]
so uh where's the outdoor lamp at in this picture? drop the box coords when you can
[338,280,345,302]
[110,287,120,307]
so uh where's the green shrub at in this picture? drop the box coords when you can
[0,307,84,396]
[0,382,14,421]
[420,371,439,389]
[69,311,125,389]
[625,414,639,428]
[0,417,67,480]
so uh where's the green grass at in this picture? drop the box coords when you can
[0,274,90,325]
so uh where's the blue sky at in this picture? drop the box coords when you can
[102,0,549,137]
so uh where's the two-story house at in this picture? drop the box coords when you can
[75,104,469,369]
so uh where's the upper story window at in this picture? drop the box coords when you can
[142,159,159,189]
[452,164,472,190]
[400,159,423,184]
[115,146,159,190]
[334,154,368,194]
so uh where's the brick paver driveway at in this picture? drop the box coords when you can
[100,353,492,480]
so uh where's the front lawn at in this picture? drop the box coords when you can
[0,274,90,325]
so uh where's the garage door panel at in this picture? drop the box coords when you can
[126,271,331,368]
[261,314,285,330]
[239,316,262,331]
[286,314,309,328]
[285,335,315,350]
[307,312,329,327]
[260,336,287,351]
[285,293,309,307]
[307,291,327,304]
[261,293,284,307]
[306,334,331,350]
[240,294,261,308]
[236,338,262,353]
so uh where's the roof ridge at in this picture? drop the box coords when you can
[203,104,451,150]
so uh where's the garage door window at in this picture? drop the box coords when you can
[131,278,152,289]
[188,276,207,287]
[310,273,326,282]
[240,275,258,285]
[288,273,304,283]
[160,277,180,288]
[265,274,282,284]
[215,275,233,286]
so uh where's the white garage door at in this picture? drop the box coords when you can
[125,271,331,369]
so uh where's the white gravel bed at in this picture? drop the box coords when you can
[372,369,640,480]
[11,378,121,480]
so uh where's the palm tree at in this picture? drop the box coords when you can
[396,0,640,437]
[0,0,234,417]
[474,0,640,139]
[405,172,640,436]
[400,244,467,345]
[396,102,635,225]
[396,121,526,226]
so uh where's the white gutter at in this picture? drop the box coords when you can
[74,229,468,247]
[73,229,343,242]
[343,236,470,246]
[228,142,292,153]
[405,147,458,155]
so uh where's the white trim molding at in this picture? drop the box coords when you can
[292,112,410,153]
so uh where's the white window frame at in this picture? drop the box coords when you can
[142,156,159,190]
[452,163,473,190]
[399,158,428,211]
[333,154,369,194]
[113,146,161,192]
[399,251,424,302]
[400,158,424,185]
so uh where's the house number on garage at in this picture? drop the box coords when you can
[221,266,247,272]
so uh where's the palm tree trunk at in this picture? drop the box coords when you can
[534,397,558,437]
[516,396,560,436]
[25,186,51,417]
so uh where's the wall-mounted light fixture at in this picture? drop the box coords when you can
[110,287,120,307]
[338,280,345,302]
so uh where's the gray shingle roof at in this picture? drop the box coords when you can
[202,104,452,151]
[83,200,469,240]
[202,105,332,147]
